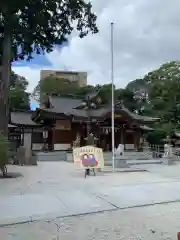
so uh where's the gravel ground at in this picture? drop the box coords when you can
[1,202,180,240]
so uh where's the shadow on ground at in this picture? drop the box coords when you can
[0,172,23,179]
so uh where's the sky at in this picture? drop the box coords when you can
[12,0,180,97]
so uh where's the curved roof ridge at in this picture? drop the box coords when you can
[50,93,84,99]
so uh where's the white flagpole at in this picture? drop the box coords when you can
[111,22,115,172]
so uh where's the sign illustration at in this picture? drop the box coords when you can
[73,146,104,169]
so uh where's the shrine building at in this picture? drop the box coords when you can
[31,92,158,152]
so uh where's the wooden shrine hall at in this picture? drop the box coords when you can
[31,92,158,152]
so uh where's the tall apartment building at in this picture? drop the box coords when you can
[40,70,87,87]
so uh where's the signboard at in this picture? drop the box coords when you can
[114,114,122,118]
[73,146,104,169]
[55,120,71,130]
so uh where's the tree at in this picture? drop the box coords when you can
[33,78,139,111]
[133,61,180,143]
[33,77,104,103]
[74,85,95,97]
[0,1,98,171]
[10,71,30,110]
[10,71,28,90]
[33,80,120,105]
[0,0,98,135]
[126,78,150,114]
[10,89,30,110]
[126,78,148,95]
[116,88,138,112]
[33,76,80,102]
[143,61,180,121]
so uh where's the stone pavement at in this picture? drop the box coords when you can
[1,202,180,240]
[1,162,180,239]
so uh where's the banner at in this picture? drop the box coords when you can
[73,146,104,169]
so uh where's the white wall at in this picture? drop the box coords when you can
[125,144,135,150]
[32,143,43,151]
[54,143,71,150]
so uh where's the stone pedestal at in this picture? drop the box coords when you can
[29,155,37,165]
[17,146,37,166]
[66,153,73,162]
[17,146,26,165]
[23,133,32,165]
[162,156,174,165]
[114,156,129,168]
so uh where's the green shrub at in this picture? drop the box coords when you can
[146,130,166,145]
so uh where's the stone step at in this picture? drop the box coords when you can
[37,151,160,163]
[35,151,66,156]
[103,160,162,166]
[66,153,162,166]
[35,151,66,161]
[66,153,158,165]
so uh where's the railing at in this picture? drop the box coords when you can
[148,145,164,158]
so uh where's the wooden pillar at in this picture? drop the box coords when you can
[134,132,137,150]
[135,130,140,151]
[52,126,55,151]
[120,129,123,144]
[20,127,24,147]
[123,129,126,150]
[31,128,33,150]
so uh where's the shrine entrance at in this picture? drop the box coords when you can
[96,115,138,151]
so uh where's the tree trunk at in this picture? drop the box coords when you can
[0,26,11,136]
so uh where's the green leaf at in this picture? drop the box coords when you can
[0,0,98,61]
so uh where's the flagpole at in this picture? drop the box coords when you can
[111,22,115,172]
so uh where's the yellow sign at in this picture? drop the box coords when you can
[114,114,122,118]
[73,146,104,169]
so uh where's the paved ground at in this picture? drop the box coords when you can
[1,162,180,239]
[1,202,180,240]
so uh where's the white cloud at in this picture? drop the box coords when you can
[13,0,180,92]
[12,66,40,93]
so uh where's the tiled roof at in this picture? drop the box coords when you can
[8,124,16,128]
[121,108,159,122]
[40,96,159,122]
[174,132,180,138]
[139,125,154,131]
[11,111,38,126]
[48,96,87,117]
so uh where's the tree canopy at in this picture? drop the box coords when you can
[0,0,98,61]
[33,76,80,102]
[0,0,98,136]
[127,61,180,136]
[10,71,28,90]
[32,75,139,112]
[10,71,30,110]
[0,0,98,170]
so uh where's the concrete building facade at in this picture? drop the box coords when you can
[40,70,87,87]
